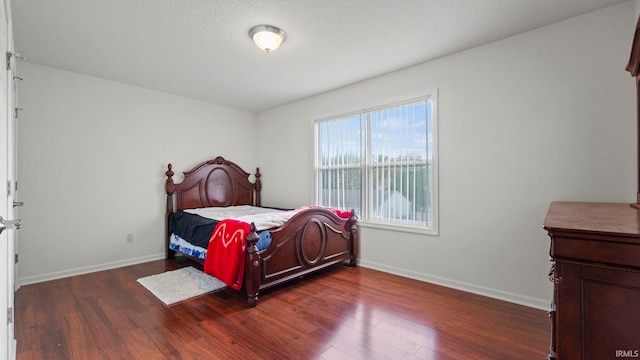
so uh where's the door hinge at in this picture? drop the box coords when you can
[7,307,12,324]
[6,51,24,70]
[6,181,17,197]
[15,253,18,264]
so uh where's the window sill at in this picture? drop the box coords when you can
[358,220,438,236]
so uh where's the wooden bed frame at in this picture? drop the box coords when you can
[164,156,359,306]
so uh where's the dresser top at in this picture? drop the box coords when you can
[544,201,640,236]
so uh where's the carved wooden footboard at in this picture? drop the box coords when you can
[165,156,359,306]
[244,207,359,306]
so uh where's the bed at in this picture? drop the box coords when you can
[164,156,359,306]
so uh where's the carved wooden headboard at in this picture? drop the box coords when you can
[165,156,261,213]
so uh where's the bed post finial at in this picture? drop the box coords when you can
[348,209,359,267]
[165,163,176,259]
[165,164,175,193]
[165,163,175,214]
[245,222,261,306]
[254,167,262,206]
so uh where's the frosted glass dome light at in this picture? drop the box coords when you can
[249,25,286,53]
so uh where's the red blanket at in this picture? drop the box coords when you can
[203,219,251,290]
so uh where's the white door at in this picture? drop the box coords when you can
[0,0,19,359]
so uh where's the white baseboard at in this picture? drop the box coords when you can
[16,253,165,287]
[358,259,551,311]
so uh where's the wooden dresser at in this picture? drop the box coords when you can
[543,202,640,359]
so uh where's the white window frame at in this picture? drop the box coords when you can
[314,92,439,235]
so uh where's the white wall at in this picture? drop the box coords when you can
[16,63,257,285]
[256,2,637,309]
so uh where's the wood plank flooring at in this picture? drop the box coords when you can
[15,258,550,359]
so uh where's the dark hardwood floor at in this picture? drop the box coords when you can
[15,258,550,359]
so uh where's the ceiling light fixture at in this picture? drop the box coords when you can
[249,25,286,53]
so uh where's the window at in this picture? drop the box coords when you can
[315,94,438,234]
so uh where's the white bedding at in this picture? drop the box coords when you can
[185,205,306,231]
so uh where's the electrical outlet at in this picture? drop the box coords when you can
[126,233,134,243]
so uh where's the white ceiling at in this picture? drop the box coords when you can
[12,0,628,113]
